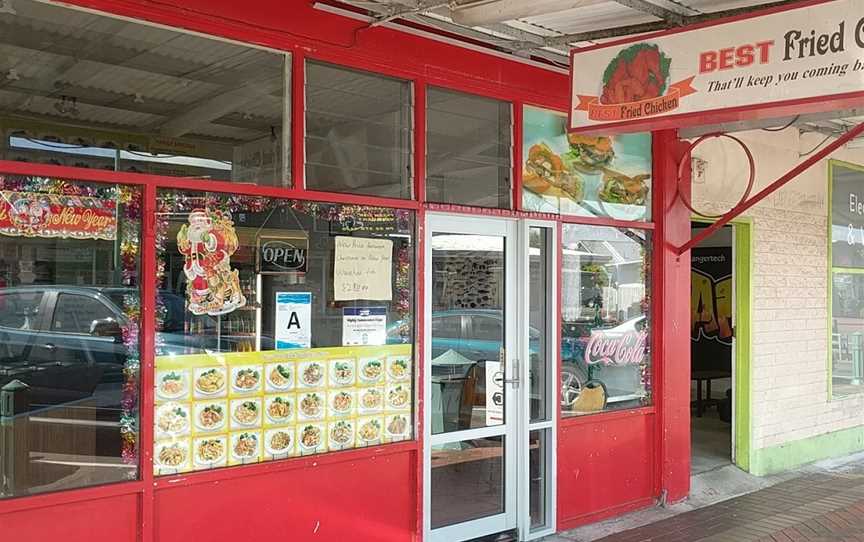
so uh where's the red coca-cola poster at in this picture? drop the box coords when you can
[0,190,116,240]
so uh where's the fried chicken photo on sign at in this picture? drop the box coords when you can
[600,44,670,105]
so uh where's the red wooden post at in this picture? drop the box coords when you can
[654,129,692,503]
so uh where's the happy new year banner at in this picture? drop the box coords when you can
[0,190,116,240]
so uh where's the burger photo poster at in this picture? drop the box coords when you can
[522,106,652,220]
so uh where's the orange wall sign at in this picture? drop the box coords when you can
[0,190,117,240]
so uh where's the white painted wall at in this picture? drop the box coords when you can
[692,128,864,454]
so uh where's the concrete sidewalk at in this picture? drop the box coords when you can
[550,454,864,542]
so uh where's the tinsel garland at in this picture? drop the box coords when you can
[118,185,142,475]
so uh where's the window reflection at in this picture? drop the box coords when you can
[0,177,141,498]
[832,272,864,397]
[0,0,288,184]
[561,224,651,416]
[427,88,512,208]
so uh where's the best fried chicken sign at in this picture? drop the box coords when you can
[569,0,864,133]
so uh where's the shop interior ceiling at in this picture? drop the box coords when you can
[333,0,863,140]
[0,0,284,155]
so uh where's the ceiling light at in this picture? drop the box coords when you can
[54,95,80,116]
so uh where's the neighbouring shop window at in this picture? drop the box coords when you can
[153,190,414,474]
[305,61,413,198]
[426,87,512,208]
[522,106,651,221]
[0,0,289,185]
[560,224,651,416]
[0,176,142,498]
[830,161,864,397]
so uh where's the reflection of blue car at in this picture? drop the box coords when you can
[388,309,542,364]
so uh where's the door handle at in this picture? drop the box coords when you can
[501,376,520,389]
[502,358,520,389]
[42,343,56,352]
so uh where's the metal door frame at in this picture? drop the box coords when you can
[423,214,558,542]
[423,213,519,542]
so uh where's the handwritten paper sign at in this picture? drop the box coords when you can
[333,236,393,301]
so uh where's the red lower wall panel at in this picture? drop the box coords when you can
[155,450,417,542]
[0,493,139,542]
[557,412,656,529]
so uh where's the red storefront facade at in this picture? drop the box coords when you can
[0,1,694,541]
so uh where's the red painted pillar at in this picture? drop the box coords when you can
[653,130,691,503]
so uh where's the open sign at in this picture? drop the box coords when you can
[257,236,308,274]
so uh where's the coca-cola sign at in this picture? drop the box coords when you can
[584,330,648,366]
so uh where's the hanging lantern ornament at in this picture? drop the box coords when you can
[676,132,755,220]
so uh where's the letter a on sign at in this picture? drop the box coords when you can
[275,292,311,349]
[287,311,301,330]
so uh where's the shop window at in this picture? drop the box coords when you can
[560,224,651,416]
[305,61,413,198]
[426,87,512,208]
[153,190,415,474]
[0,0,289,185]
[0,176,142,499]
[522,106,651,221]
[829,161,864,397]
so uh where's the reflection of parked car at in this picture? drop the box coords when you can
[0,286,266,406]
[388,308,543,367]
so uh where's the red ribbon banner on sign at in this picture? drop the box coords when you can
[576,77,697,122]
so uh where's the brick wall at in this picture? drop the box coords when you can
[692,128,864,453]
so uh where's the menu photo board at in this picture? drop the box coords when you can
[831,162,864,269]
[152,344,413,476]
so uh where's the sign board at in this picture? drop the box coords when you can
[333,236,393,301]
[570,0,864,133]
[257,235,308,274]
[831,162,864,268]
[274,292,311,349]
[0,191,116,240]
[342,307,387,346]
[583,329,648,366]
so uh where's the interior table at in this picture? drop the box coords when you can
[691,369,731,418]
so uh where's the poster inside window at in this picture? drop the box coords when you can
[153,190,414,474]
[830,161,864,397]
[560,224,651,416]
[0,175,142,498]
[521,106,651,221]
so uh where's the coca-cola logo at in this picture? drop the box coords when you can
[584,330,648,366]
